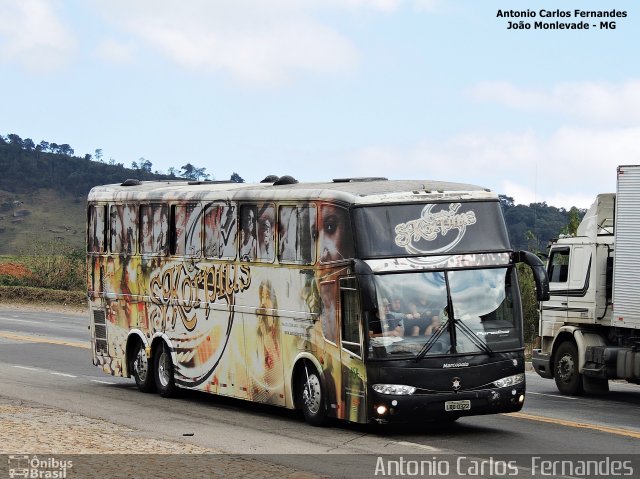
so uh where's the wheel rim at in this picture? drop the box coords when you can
[158,350,170,388]
[302,373,321,415]
[133,348,148,382]
[557,353,575,383]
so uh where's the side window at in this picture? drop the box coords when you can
[319,204,354,263]
[548,248,570,283]
[320,281,337,343]
[278,204,317,264]
[88,205,106,253]
[140,204,169,255]
[257,203,275,263]
[340,277,361,356]
[110,204,137,255]
[239,205,258,261]
[172,203,202,257]
[204,203,237,259]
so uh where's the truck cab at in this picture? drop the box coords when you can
[533,195,616,394]
[533,165,640,395]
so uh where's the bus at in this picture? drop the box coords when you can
[87,176,549,426]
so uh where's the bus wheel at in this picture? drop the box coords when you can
[299,364,327,427]
[154,343,176,398]
[131,341,155,393]
[554,342,583,396]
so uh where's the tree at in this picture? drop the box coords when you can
[499,194,515,210]
[140,158,152,173]
[95,149,103,162]
[59,144,74,156]
[180,163,209,180]
[167,167,178,177]
[37,141,50,152]
[230,172,244,183]
[7,134,23,148]
[517,263,539,351]
[561,207,582,236]
[23,138,35,151]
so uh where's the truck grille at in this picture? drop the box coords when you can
[92,309,108,355]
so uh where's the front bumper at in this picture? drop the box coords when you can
[369,384,526,423]
[532,349,553,378]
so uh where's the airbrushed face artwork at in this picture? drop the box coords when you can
[89,200,366,421]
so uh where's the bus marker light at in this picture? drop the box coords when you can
[391,400,398,406]
[519,395,525,404]
[376,405,388,415]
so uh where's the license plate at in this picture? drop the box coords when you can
[444,400,471,411]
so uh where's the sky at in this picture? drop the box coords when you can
[1,0,638,209]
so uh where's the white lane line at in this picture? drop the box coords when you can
[10,364,119,385]
[0,316,40,324]
[527,391,579,400]
[12,365,40,371]
[49,372,78,378]
[91,379,115,385]
[394,441,442,452]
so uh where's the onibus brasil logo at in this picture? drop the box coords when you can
[394,203,477,255]
[8,455,72,478]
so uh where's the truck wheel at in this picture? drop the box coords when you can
[298,363,327,426]
[131,340,155,393]
[154,342,177,398]
[554,342,584,395]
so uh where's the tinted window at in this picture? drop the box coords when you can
[548,248,570,283]
[172,203,202,257]
[140,204,169,255]
[278,205,316,264]
[318,204,354,263]
[88,205,106,253]
[353,201,510,258]
[110,204,137,255]
[204,204,237,259]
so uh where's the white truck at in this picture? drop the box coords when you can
[532,165,640,394]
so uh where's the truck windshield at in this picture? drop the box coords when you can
[368,268,521,359]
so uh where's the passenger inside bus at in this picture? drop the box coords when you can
[404,297,439,336]
[369,298,405,337]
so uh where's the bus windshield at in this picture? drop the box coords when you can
[368,267,521,359]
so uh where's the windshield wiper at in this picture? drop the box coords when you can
[455,319,494,356]
[415,320,449,361]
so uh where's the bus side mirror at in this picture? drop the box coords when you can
[353,259,378,313]
[514,251,550,301]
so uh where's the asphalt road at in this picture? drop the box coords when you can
[1,306,639,477]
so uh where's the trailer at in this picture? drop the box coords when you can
[532,165,640,394]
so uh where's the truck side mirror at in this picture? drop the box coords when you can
[514,251,550,301]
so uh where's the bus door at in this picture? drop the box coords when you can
[339,277,367,423]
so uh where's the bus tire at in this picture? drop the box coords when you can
[298,363,327,427]
[554,341,583,396]
[131,340,155,393]
[154,342,177,398]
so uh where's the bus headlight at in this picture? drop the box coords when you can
[492,373,525,388]
[372,384,416,395]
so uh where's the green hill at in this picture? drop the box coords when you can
[0,188,86,254]
[0,134,173,255]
